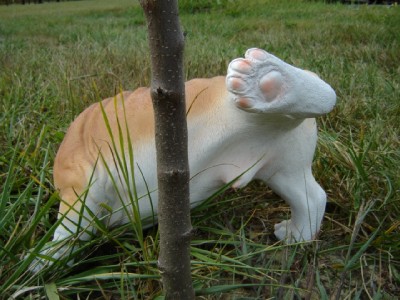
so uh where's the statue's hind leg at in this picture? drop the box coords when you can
[28,187,99,273]
[226,48,336,117]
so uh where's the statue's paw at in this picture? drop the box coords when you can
[274,219,294,242]
[274,219,314,243]
[25,242,74,273]
[226,48,283,111]
[25,255,49,274]
[226,48,336,117]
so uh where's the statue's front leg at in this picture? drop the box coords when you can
[266,168,326,242]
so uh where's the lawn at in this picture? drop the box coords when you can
[0,0,399,298]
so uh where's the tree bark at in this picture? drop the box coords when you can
[139,1,194,299]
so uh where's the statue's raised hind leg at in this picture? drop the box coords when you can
[226,48,336,118]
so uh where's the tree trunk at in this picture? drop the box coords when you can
[139,1,194,299]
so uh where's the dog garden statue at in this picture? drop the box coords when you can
[29,48,336,272]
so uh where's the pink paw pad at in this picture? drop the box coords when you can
[246,48,269,61]
[229,58,253,74]
[226,77,246,92]
[259,71,283,101]
[236,97,252,109]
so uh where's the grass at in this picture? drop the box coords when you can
[0,0,399,298]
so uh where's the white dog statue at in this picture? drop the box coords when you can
[29,48,336,272]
